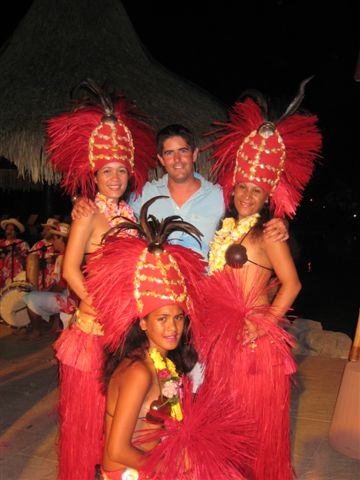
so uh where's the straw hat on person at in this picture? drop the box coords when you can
[0,218,25,233]
[49,223,70,238]
[41,217,59,228]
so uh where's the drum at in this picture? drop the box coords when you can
[26,253,40,287]
[0,281,33,327]
[4,269,26,286]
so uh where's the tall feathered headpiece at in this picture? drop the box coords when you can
[46,78,156,198]
[85,196,206,352]
[205,77,322,218]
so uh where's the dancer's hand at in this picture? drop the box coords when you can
[242,319,266,345]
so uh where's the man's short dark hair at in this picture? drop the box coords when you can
[156,124,196,155]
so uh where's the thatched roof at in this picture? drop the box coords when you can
[0,0,226,188]
[0,157,43,191]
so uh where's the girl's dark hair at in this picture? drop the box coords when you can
[167,316,198,375]
[224,198,271,239]
[121,176,134,202]
[102,315,198,391]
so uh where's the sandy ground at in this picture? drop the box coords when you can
[0,323,359,480]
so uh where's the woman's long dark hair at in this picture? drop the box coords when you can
[102,315,198,391]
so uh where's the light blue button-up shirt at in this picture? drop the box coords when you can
[129,173,225,260]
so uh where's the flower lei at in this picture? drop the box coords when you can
[95,192,137,231]
[208,213,260,274]
[149,347,183,421]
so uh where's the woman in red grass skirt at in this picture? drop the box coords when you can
[46,79,156,480]
[193,79,322,479]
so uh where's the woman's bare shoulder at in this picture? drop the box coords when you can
[70,209,98,230]
[261,233,290,254]
[111,358,152,389]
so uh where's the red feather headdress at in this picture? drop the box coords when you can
[205,78,322,218]
[46,78,156,198]
[85,196,207,352]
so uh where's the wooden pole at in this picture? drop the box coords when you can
[349,309,360,361]
[329,309,360,459]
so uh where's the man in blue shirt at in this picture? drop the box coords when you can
[72,123,287,259]
[129,124,224,260]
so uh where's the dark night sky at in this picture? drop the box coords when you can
[2,0,357,229]
[1,0,359,335]
[4,0,358,192]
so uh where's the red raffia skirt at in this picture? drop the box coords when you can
[53,312,106,480]
[203,322,296,479]
[195,269,297,479]
[233,334,295,479]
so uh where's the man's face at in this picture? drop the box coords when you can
[157,136,198,184]
[52,235,64,252]
[5,224,16,240]
[42,226,52,240]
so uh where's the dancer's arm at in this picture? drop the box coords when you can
[263,238,301,319]
[106,362,152,469]
[62,215,94,309]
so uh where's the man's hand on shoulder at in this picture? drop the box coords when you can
[71,197,96,221]
[263,218,289,242]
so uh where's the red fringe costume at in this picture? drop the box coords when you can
[196,81,322,479]
[194,269,297,479]
[85,199,258,479]
[47,79,156,480]
[137,377,257,480]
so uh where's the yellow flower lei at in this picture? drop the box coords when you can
[149,347,183,421]
[208,213,260,274]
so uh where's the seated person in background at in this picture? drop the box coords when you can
[28,217,59,290]
[0,218,29,288]
[23,223,71,339]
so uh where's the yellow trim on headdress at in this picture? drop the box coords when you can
[89,117,135,170]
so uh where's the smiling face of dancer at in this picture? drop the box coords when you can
[233,182,269,220]
[140,304,185,357]
[94,161,129,202]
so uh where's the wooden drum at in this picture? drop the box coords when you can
[26,253,40,288]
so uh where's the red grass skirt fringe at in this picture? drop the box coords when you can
[233,335,295,479]
[195,269,297,479]
[204,325,296,480]
[53,323,106,480]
